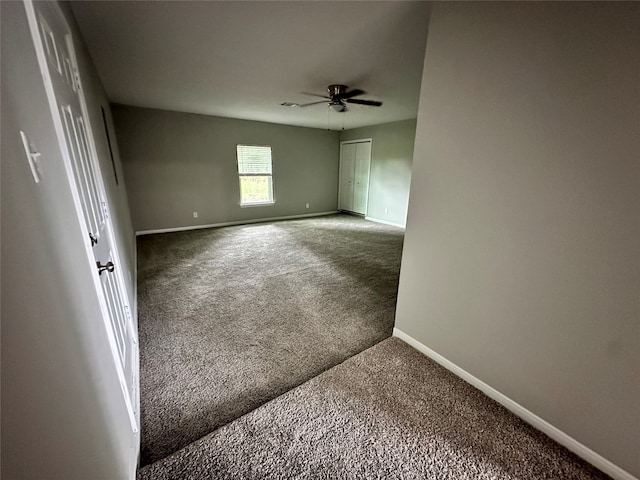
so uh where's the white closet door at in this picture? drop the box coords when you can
[339,143,356,212]
[353,141,371,214]
[339,140,371,215]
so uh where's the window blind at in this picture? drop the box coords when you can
[236,145,272,174]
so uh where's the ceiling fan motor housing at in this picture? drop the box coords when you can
[328,84,349,98]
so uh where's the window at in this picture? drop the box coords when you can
[236,145,274,206]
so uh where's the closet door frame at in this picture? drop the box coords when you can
[339,138,372,215]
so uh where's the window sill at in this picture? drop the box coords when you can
[240,202,275,208]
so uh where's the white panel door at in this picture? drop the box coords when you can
[339,142,356,212]
[340,140,371,215]
[24,0,139,432]
[353,141,371,215]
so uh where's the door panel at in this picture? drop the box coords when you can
[353,142,371,214]
[339,143,356,212]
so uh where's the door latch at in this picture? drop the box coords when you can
[97,261,115,275]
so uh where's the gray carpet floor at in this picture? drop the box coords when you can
[137,214,404,465]
[138,337,609,480]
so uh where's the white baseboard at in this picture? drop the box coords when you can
[135,211,339,236]
[364,216,405,229]
[392,328,638,480]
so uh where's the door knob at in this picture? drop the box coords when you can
[97,261,115,275]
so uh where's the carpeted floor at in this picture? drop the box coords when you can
[137,214,404,465]
[138,337,610,480]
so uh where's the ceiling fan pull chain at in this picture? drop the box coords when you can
[327,104,330,131]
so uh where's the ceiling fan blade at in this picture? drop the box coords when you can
[302,92,331,99]
[336,88,365,100]
[298,100,328,107]
[346,98,383,107]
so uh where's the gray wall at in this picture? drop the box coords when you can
[112,105,340,232]
[340,119,416,227]
[395,2,639,477]
[1,2,138,478]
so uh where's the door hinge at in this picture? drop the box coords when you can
[72,66,81,91]
[102,201,110,220]
[124,306,138,345]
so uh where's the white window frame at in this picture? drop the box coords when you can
[236,144,275,207]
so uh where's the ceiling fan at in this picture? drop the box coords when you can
[282,84,382,112]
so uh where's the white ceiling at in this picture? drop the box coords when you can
[70,1,431,130]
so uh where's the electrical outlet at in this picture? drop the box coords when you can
[385,207,389,214]
[193,211,198,218]
[305,203,310,209]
